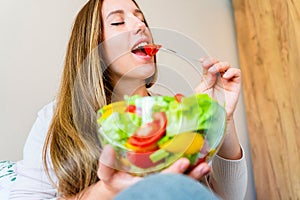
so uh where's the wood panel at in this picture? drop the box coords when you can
[232,0,300,199]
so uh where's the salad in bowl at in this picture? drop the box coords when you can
[97,93,226,175]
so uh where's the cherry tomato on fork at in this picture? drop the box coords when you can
[143,44,162,56]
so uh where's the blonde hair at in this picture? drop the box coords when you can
[42,0,155,197]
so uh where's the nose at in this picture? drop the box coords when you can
[135,21,146,35]
[130,15,146,35]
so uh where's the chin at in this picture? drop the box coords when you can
[134,63,156,79]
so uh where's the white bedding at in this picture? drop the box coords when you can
[0,161,17,200]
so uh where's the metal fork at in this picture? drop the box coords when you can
[159,47,201,63]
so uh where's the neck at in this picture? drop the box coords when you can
[111,78,149,102]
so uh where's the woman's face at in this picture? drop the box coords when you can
[101,0,155,84]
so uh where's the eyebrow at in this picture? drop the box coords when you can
[106,10,124,20]
[105,9,143,20]
[134,9,143,16]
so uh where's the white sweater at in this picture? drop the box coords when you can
[9,101,247,200]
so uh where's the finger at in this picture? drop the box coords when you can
[208,61,230,75]
[200,57,219,75]
[107,170,142,191]
[161,157,190,174]
[98,145,116,181]
[187,162,211,180]
[222,68,241,80]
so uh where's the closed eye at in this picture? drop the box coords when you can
[111,22,125,26]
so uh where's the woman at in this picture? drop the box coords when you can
[9,0,247,199]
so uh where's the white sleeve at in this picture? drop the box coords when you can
[9,102,58,200]
[207,147,248,200]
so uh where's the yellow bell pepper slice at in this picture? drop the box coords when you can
[159,132,204,154]
[99,101,126,120]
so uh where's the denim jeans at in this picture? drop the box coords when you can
[114,173,220,200]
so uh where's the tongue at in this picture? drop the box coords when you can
[133,49,147,56]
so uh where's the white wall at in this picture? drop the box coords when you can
[0,0,255,199]
[0,0,87,161]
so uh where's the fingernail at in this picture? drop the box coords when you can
[222,71,229,78]
[180,159,190,171]
[200,166,210,175]
[208,67,215,73]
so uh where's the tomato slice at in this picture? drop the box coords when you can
[127,150,159,169]
[174,93,185,103]
[144,44,162,56]
[128,112,167,147]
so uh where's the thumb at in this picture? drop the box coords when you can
[98,145,116,182]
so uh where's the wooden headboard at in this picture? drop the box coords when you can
[232,0,300,199]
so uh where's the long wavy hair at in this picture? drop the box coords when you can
[42,0,156,197]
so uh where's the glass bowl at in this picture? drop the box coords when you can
[97,94,226,176]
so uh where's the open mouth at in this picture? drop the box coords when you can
[131,42,149,56]
[132,43,162,57]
